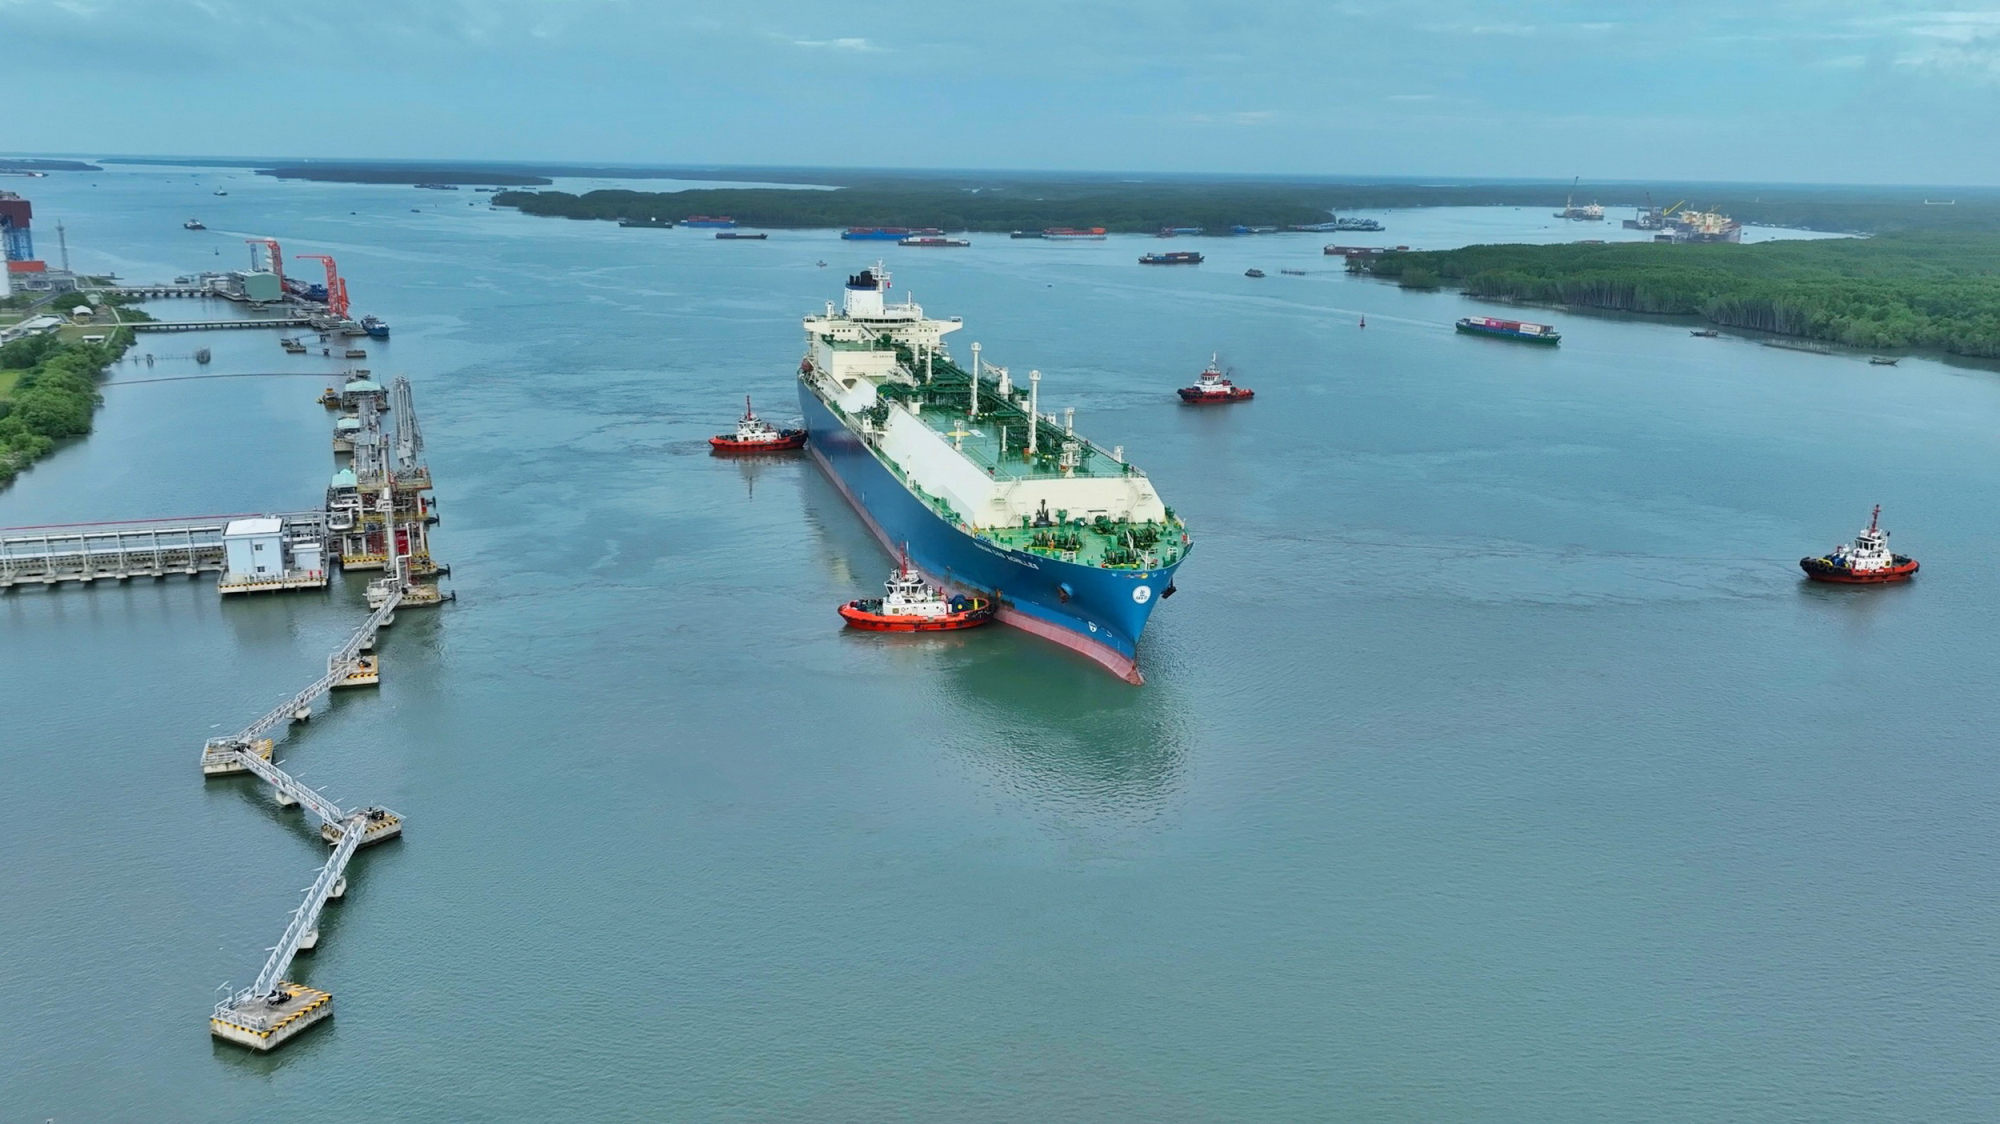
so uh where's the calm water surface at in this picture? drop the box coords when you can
[2,170,1995,1121]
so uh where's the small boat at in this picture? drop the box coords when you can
[360,316,390,339]
[344,348,368,359]
[1691,329,1720,337]
[183,219,206,230]
[709,395,807,452]
[900,235,970,247]
[1244,268,1265,278]
[319,387,342,408]
[1140,251,1204,265]
[1280,269,1307,276]
[213,190,228,196]
[1869,356,1899,366]
[839,554,995,632]
[816,260,828,267]
[1177,353,1254,404]
[716,231,768,240]
[1010,231,1045,239]
[1800,506,1919,584]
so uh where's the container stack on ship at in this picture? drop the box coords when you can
[797,266,1189,683]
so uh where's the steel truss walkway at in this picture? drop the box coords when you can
[0,512,326,589]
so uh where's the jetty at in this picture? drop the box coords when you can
[0,511,327,590]
[205,372,450,1050]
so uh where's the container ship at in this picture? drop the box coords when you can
[797,266,1190,682]
[1456,316,1559,344]
[844,227,942,241]
[1139,251,1203,265]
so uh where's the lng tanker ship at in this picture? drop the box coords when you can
[798,266,1189,683]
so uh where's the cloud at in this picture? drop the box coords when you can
[791,36,883,51]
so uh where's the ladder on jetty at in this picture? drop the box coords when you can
[0,512,326,589]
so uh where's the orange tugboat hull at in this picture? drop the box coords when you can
[1800,558,1919,583]
[709,431,807,453]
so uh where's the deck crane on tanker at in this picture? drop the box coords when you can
[296,254,350,319]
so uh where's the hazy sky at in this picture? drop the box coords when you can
[8,0,2000,183]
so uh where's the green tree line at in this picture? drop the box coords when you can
[1358,233,2000,357]
[0,331,131,487]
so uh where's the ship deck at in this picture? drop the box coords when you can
[906,404,1132,482]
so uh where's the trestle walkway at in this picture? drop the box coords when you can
[130,316,315,333]
[205,584,406,1051]
[0,512,325,589]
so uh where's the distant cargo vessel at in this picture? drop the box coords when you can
[1158,227,1205,237]
[844,227,942,241]
[1456,316,1560,344]
[716,232,768,240]
[360,316,390,340]
[683,216,736,228]
[1043,227,1107,241]
[798,266,1189,682]
[1139,251,1203,265]
[901,235,970,247]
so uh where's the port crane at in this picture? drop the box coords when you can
[244,237,285,285]
[295,254,350,319]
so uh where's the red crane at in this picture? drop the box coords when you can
[295,254,349,319]
[243,237,284,285]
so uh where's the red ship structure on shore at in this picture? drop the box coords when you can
[1177,354,1254,404]
[1800,506,1919,584]
[839,552,995,631]
[709,396,806,453]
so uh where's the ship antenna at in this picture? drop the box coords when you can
[1870,504,1880,532]
[744,394,754,420]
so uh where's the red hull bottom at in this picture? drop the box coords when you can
[1177,391,1253,404]
[710,432,807,453]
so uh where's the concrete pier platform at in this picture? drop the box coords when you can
[210,983,332,1051]
[322,807,401,847]
[333,654,379,689]
[201,737,274,777]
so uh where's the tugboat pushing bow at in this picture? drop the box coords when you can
[1801,506,1919,584]
[709,395,807,453]
[839,550,995,631]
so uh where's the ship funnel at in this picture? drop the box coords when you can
[1027,370,1041,456]
[842,267,888,318]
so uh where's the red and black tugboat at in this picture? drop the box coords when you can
[709,396,806,453]
[839,552,995,632]
[1800,505,1919,584]
[1177,353,1254,404]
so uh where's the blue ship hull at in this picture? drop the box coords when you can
[798,381,1183,683]
[841,230,911,241]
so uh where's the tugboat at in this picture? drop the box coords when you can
[838,553,995,632]
[1244,268,1265,278]
[709,396,807,452]
[359,316,390,340]
[1800,506,1919,584]
[1177,354,1255,404]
